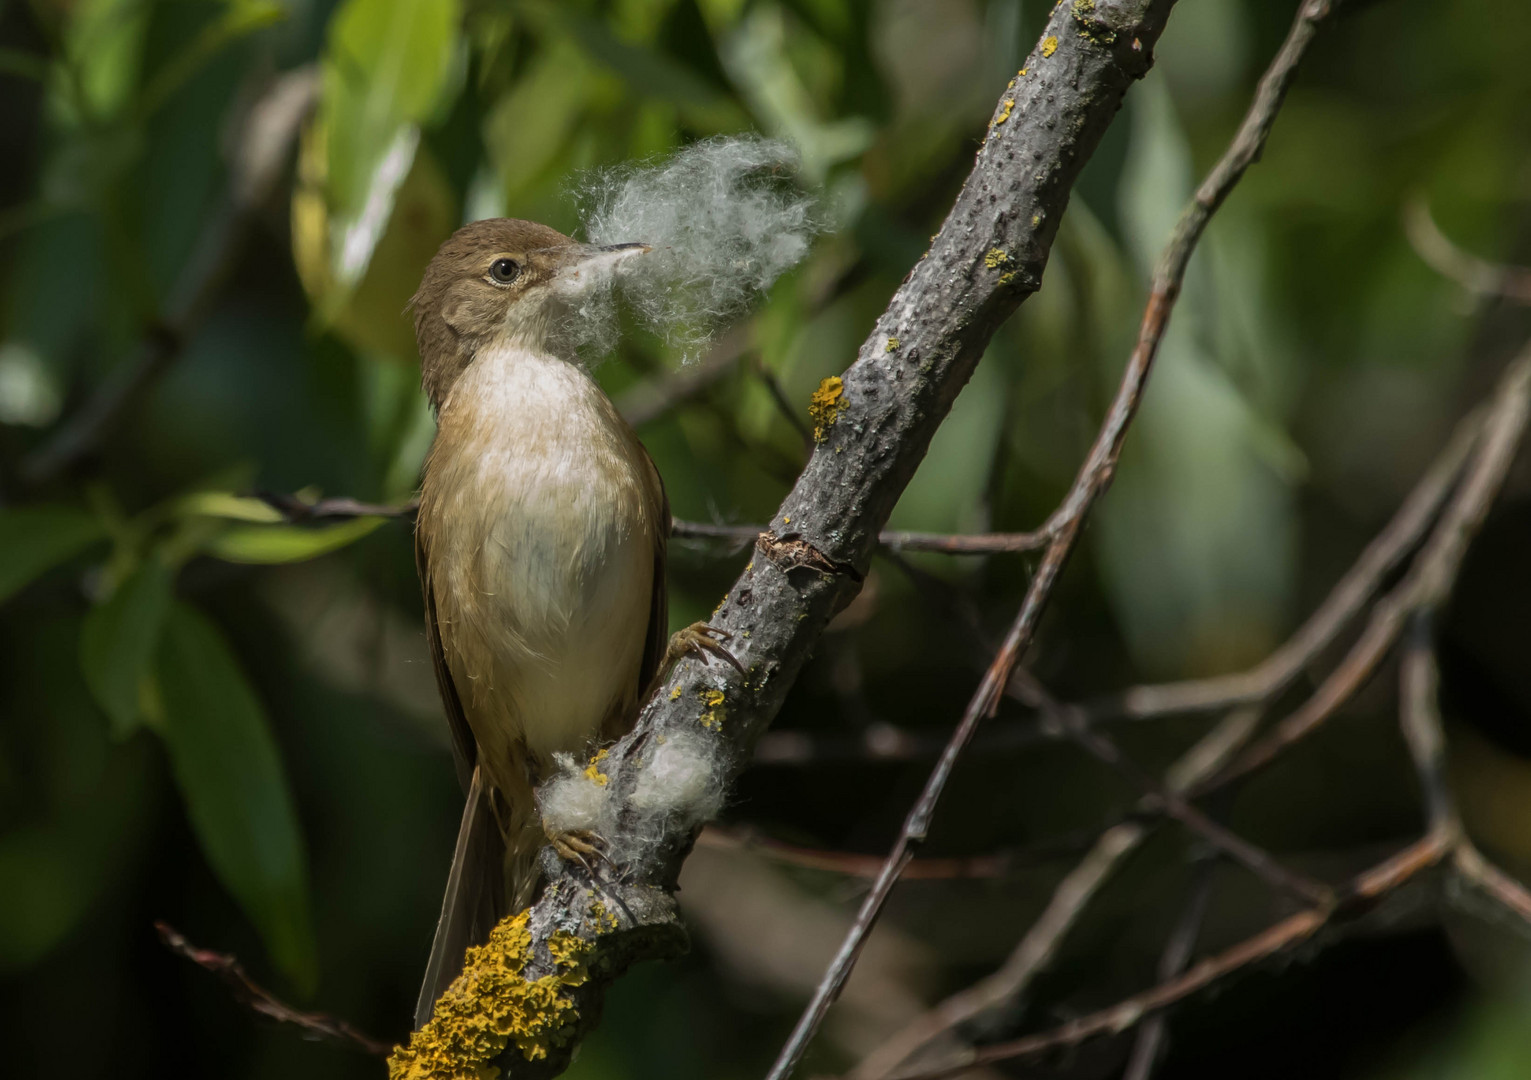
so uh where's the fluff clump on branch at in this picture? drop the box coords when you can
[567,136,823,361]
[538,730,727,867]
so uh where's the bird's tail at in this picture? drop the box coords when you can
[414,766,507,1029]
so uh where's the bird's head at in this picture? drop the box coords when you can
[410,218,649,410]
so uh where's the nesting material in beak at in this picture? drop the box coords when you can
[554,242,651,300]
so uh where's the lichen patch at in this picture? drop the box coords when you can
[389,911,594,1078]
[808,376,848,443]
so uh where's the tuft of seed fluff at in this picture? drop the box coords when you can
[628,731,725,826]
[538,730,728,866]
[572,136,824,361]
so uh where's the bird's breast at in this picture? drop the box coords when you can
[420,344,660,767]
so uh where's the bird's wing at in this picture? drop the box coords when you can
[414,765,504,1028]
[414,521,507,1028]
[638,451,671,700]
[417,523,476,793]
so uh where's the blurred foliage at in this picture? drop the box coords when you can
[2,0,1531,1077]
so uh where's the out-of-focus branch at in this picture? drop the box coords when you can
[1397,615,1531,924]
[696,824,1091,882]
[155,921,393,1057]
[773,6,1337,1077]
[885,833,1458,1080]
[1403,196,1531,305]
[1015,673,1332,906]
[845,706,1262,1080]
[670,519,1050,555]
[19,67,318,486]
[1121,860,1215,1080]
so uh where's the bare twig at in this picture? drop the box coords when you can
[766,8,1338,1078]
[671,519,1050,555]
[752,355,816,450]
[1017,675,1331,906]
[696,824,1093,882]
[752,717,1045,766]
[1396,615,1531,925]
[20,68,317,485]
[1403,196,1531,305]
[155,921,393,1057]
[845,707,1262,1080]
[255,490,418,521]
[886,833,1456,1080]
[1121,860,1215,1080]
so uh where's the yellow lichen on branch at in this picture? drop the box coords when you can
[388,912,593,1079]
[583,748,610,787]
[808,377,848,443]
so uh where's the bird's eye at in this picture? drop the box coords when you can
[488,258,521,285]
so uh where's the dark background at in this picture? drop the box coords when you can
[2,0,1531,1077]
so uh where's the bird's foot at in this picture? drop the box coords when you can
[663,621,745,675]
[546,827,613,874]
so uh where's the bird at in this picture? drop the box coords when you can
[408,218,733,1027]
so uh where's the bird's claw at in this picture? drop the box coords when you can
[547,827,615,874]
[667,621,745,675]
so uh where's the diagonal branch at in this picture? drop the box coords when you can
[387,4,1181,1079]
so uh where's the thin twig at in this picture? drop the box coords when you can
[886,833,1455,1080]
[752,355,816,450]
[1396,615,1531,926]
[1403,196,1531,305]
[763,9,1337,1079]
[752,717,1045,766]
[255,490,418,521]
[1016,673,1332,906]
[671,519,1050,555]
[1121,859,1215,1080]
[696,824,1094,881]
[845,707,1262,1080]
[155,922,393,1057]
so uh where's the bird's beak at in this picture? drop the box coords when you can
[553,242,651,299]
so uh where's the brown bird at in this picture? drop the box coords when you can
[409,219,731,1026]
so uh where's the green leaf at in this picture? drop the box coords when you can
[0,506,106,605]
[206,516,386,564]
[172,492,286,524]
[156,603,317,991]
[80,557,174,738]
[319,0,464,291]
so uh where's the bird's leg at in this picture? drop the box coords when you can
[639,622,743,706]
[663,622,745,676]
[545,825,613,873]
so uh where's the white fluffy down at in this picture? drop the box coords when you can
[538,753,612,835]
[629,731,726,826]
[537,731,726,858]
[575,136,823,359]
